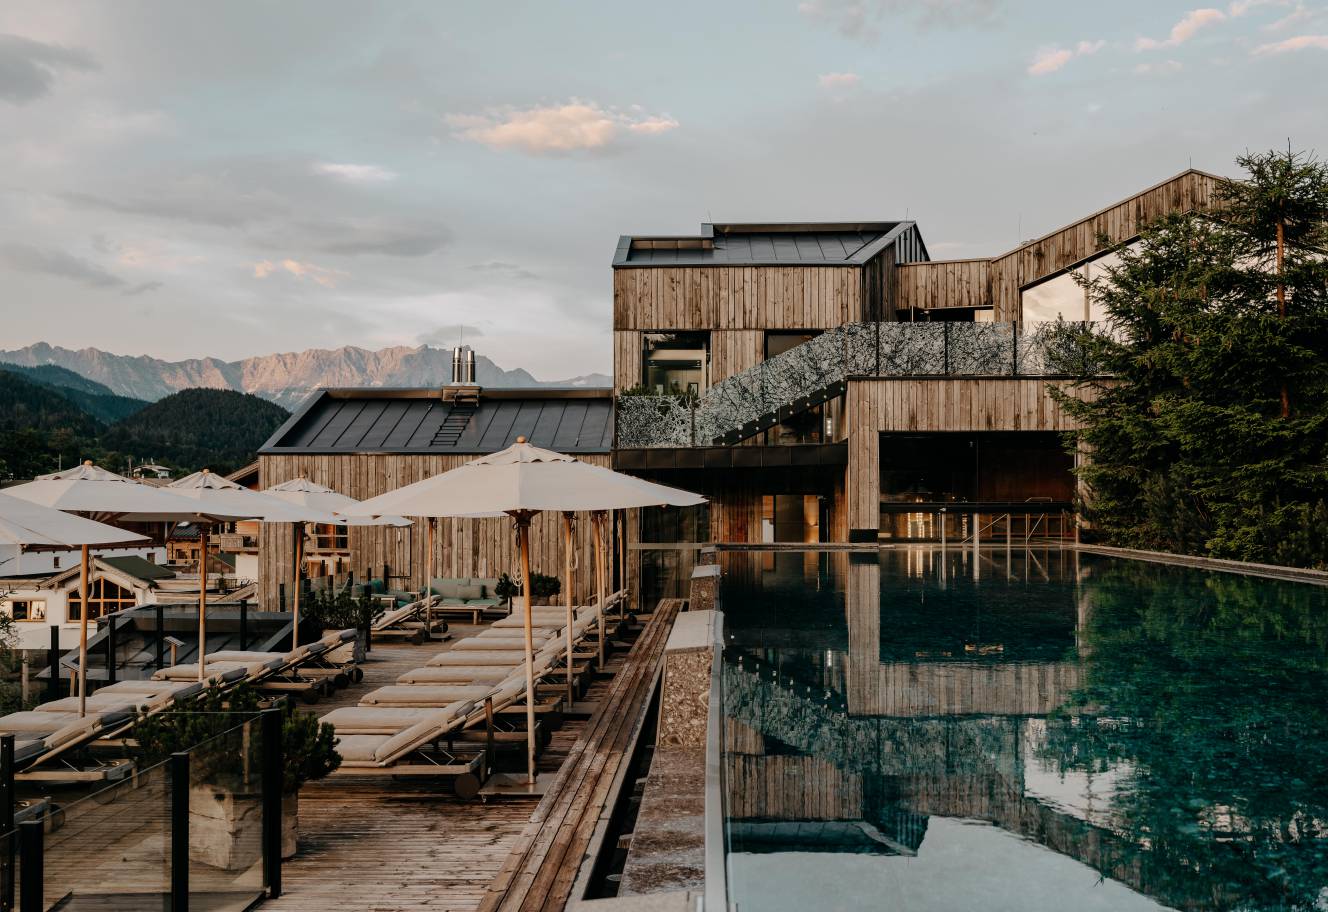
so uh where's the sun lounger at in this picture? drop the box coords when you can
[0,707,137,778]
[324,700,487,797]
[397,665,517,685]
[372,600,446,643]
[358,684,499,707]
[151,662,260,685]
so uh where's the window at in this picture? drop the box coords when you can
[1021,247,1134,323]
[310,523,348,552]
[761,495,825,543]
[641,332,709,396]
[7,600,46,622]
[67,578,137,621]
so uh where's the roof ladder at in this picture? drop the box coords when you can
[431,401,477,447]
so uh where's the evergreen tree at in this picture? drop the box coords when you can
[1057,149,1328,569]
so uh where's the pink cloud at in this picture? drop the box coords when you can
[1253,33,1328,52]
[818,71,862,88]
[446,100,678,154]
[1136,8,1226,50]
[1027,39,1105,75]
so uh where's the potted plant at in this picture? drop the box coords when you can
[303,587,381,663]
[134,684,340,865]
[493,572,562,607]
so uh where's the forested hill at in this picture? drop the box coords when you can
[100,389,290,475]
[0,362,148,423]
[0,373,288,480]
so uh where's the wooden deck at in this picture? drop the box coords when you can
[479,599,684,912]
[266,611,654,912]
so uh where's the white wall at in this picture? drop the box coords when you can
[0,545,166,578]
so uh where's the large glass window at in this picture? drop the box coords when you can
[68,578,136,621]
[763,332,832,444]
[642,332,709,396]
[1021,247,1135,323]
[7,600,46,622]
[761,495,826,543]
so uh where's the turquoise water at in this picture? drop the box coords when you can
[719,549,1328,912]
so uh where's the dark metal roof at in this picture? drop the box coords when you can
[613,221,927,267]
[102,555,175,582]
[260,388,614,455]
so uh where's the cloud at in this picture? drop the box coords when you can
[1027,40,1105,75]
[0,242,125,288]
[1227,0,1286,15]
[798,0,1000,39]
[418,324,486,347]
[1136,8,1226,50]
[468,261,538,280]
[122,281,163,296]
[313,162,398,183]
[1134,59,1185,74]
[291,218,452,257]
[818,72,862,88]
[446,100,678,154]
[253,258,346,288]
[1264,5,1311,30]
[1252,33,1328,52]
[0,33,98,105]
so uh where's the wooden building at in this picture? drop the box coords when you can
[256,385,620,609]
[612,169,1224,561]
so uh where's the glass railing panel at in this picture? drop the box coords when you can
[948,321,1016,374]
[1018,320,1100,376]
[878,322,947,375]
[41,755,173,908]
[842,322,878,375]
[616,395,695,448]
[186,716,267,910]
[759,327,845,407]
[696,368,768,443]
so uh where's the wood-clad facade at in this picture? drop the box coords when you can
[845,378,1100,533]
[895,169,1222,320]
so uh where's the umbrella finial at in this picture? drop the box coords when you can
[83,460,93,466]
[516,436,527,444]
[202,468,210,474]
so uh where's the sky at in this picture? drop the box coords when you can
[0,1,1325,379]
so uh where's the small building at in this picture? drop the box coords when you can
[255,383,618,608]
[130,463,173,480]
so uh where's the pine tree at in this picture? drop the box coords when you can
[1056,149,1328,568]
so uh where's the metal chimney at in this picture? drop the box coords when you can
[451,345,476,386]
[465,347,476,384]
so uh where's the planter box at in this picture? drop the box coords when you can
[323,628,366,664]
[189,787,298,869]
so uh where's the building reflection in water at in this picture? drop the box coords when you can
[720,547,1328,912]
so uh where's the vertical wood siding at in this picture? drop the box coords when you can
[256,454,631,608]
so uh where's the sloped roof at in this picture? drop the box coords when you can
[614,221,927,267]
[102,555,175,582]
[261,388,613,455]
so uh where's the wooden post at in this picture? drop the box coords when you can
[197,524,209,683]
[77,544,90,714]
[512,512,538,785]
[561,512,576,705]
[592,511,607,668]
[426,518,436,622]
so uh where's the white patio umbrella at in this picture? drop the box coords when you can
[343,438,704,783]
[263,477,412,645]
[168,470,344,661]
[6,462,246,711]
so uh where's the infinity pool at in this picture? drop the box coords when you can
[718,548,1328,912]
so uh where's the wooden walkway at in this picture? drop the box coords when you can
[266,612,654,912]
[479,599,684,912]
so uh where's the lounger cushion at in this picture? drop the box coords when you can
[427,650,527,667]
[398,666,511,684]
[360,684,496,706]
[321,707,442,733]
[39,696,139,715]
[99,680,205,702]
[1,711,74,736]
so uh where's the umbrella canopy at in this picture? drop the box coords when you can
[7,462,251,523]
[0,491,149,550]
[341,441,704,518]
[263,477,411,527]
[341,439,704,785]
[168,470,339,524]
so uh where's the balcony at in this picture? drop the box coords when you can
[616,321,1104,448]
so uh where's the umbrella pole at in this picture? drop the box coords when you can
[561,512,575,706]
[514,512,538,785]
[198,524,209,682]
[616,510,626,617]
[426,518,435,621]
[592,511,606,668]
[77,544,89,716]
[292,523,304,649]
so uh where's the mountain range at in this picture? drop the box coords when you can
[0,343,612,410]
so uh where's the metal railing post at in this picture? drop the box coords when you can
[239,599,248,651]
[107,614,117,685]
[46,626,60,700]
[261,707,284,898]
[170,751,190,911]
[17,821,40,912]
[1,734,13,912]
[278,583,286,614]
[156,604,166,669]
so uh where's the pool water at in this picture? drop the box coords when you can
[719,548,1328,912]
